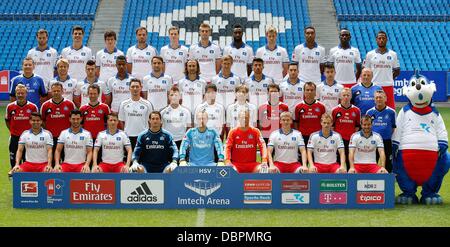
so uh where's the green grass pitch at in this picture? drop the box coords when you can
[1,106,450,227]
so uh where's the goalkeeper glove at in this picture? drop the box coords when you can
[217,159,225,166]
[179,160,188,166]
[259,163,269,174]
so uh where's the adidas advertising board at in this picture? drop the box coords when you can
[120,180,164,204]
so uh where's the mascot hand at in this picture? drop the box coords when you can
[438,143,448,159]
[392,143,399,159]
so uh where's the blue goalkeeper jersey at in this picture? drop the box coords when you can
[351,83,382,115]
[133,128,179,172]
[9,74,47,109]
[179,127,224,166]
[366,106,396,140]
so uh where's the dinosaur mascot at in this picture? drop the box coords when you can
[392,71,450,204]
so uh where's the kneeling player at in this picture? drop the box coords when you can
[348,115,387,173]
[225,109,275,173]
[9,112,53,174]
[307,114,347,173]
[268,112,308,173]
[131,111,179,173]
[92,113,132,173]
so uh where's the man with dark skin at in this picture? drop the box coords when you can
[223,24,254,79]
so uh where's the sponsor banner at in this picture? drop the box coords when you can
[0,70,20,100]
[356,192,385,204]
[281,193,310,204]
[281,180,310,191]
[70,179,115,204]
[394,71,447,102]
[243,193,272,204]
[319,192,348,204]
[244,180,272,191]
[21,181,38,197]
[177,179,231,206]
[120,180,164,204]
[320,180,347,192]
[357,180,385,191]
[45,179,65,204]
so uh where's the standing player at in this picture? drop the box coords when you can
[292,26,326,84]
[118,79,153,150]
[49,58,81,107]
[178,59,207,117]
[126,27,158,81]
[9,112,53,174]
[316,63,344,113]
[258,84,289,143]
[348,115,387,173]
[105,55,134,113]
[6,85,38,169]
[96,30,124,83]
[142,56,173,111]
[79,59,110,106]
[245,58,275,109]
[363,30,400,109]
[160,26,189,83]
[331,88,361,166]
[194,84,226,138]
[280,62,304,113]
[161,86,192,149]
[225,109,273,173]
[130,111,179,173]
[226,85,257,130]
[189,23,221,83]
[351,68,383,115]
[79,84,111,140]
[179,111,224,166]
[223,24,254,80]
[307,114,347,173]
[211,55,241,109]
[268,112,308,173]
[92,113,132,173]
[54,110,93,173]
[328,29,362,88]
[366,90,396,172]
[294,82,326,145]
[255,26,289,84]
[60,25,93,81]
[27,29,58,86]
[9,57,47,109]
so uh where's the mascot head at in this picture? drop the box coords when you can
[403,70,436,108]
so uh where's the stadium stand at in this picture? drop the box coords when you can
[118,0,311,57]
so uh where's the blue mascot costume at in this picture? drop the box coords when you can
[392,71,450,205]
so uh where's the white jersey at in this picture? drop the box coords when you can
[226,102,257,128]
[280,78,304,112]
[95,48,124,83]
[48,76,81,101]
[105,74,134,112]
[194,102,225,134]
[161,105,192,141]
[307,131,344,164]
[211,72,241,109]
[188,42,221,82]
[94,129,131,164]
[363,49,400,87]
[177,77,206,116]
[60,46,93,81]
[142,73,173,111]
[245,75,274,109]
[126,44,158,80]
[27,47,58,84]
[316,81,344,113]
[328,46,362,85]
[392,106,448,151]
[118,98,153,137]
[58,128,93,164]
[222,42,254,80]
[349,131,384,164]
[79,79,108,106]
[268,129,305,163]
[292,43,326,84]
[255,45,290,83]
[160,44,189,82]
[19,129,53,163]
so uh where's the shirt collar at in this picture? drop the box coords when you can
[199,41,212,48]
[279,128,293,135]
[319,130,333,138]
[151,73,165,79]
[375,48,390,54]
[69,128,83,134]
[35,46,50,51]
[56,75,71,82]
[303,42,318,48]
[360,130,373,138]
[103,47,118,54]
[265,45,278,51]
[70,45,84,51]
[231,41,246,48]
[29,128,43,135]
[84,78,98,84]
[251,74,266,82]
[338,44,351,50]
[115,73,129,79]
[135,44,148,50]
[185,75,200,81]
[219,72,234,78]
[322,80,337,86]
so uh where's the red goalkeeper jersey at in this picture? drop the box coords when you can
[225,127,267,163]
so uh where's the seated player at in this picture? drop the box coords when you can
[130,111,179,173]
[92,113,132,173]
[348,115,388,174]
[9,112,53,174]
[268,112,308,173]
[179,111,224,166]
[307,114,347,173]
[225,109,276,173]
